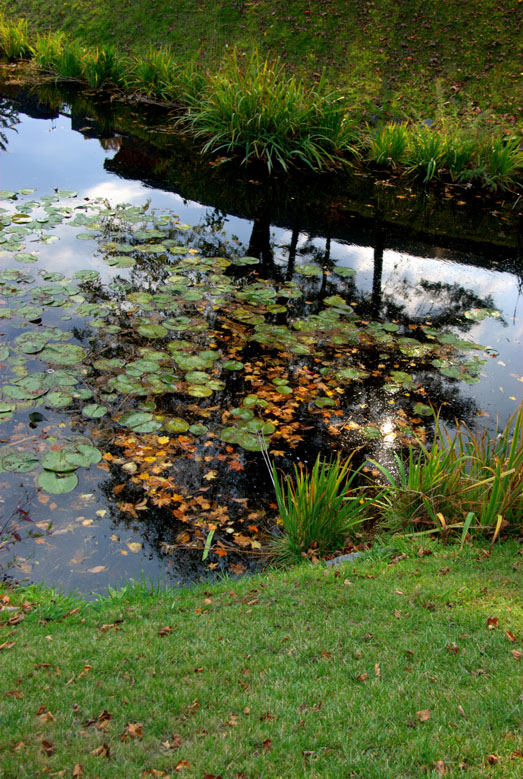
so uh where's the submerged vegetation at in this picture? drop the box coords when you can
[1,14,522,189]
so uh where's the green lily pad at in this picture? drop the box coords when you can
[37,470,78,494]
[296,264,322,277]
[39,344,86,365]
[44,391,74,408]
[186,385,213,397]
[14,252,38,264]
[137,323,168,338]
[314,397,337,408]
[106,255,136,268]
[189,424,208,436]
[82,403,107,418]
[163,417,189,433]
[1,452,40,472]
[231,256,260,266]
[223,361,244,371]
[119,411,162,433]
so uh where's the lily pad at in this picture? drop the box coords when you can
[82,403,107,418]
[37,470,78,494]
[1,452,40,472]
[106,255,136,268]
[163,417,189,433]
[40,344,86,365]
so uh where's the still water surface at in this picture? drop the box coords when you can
[0,87,521,593]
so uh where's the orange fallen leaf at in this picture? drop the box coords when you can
[158,626,173,637]
[72,765,84,778]
[121,722,143,741]
[0,641,16,651]
[511,649,522,660]
[487,616,499,629]
[416,710,431,722]
[91,743,110,758]
[175,760,190,771]
[356,673,369,682]
[505,631,516,642]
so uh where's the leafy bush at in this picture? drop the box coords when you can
[0,15,33,59]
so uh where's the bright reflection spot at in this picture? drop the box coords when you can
[380,419,396,443]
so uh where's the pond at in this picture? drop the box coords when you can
[0,80,522,593]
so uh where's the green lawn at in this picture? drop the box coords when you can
[3,0,522,126]
[1,539,522,777]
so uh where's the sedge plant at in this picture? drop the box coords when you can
[182,50,357,173]
[263,449,372,564]
[371,404,523,540]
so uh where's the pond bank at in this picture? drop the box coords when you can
[1,15,522,192]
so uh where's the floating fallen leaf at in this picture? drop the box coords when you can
[127,542,143,553]
[87,566,106,574]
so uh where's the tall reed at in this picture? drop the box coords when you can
[372,404,523,537]
[183,50,357,172]
[266,452,372,563]
[0,15,33,60]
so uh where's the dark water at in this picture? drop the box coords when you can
[0,80,521,594]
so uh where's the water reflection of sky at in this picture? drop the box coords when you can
[1,105,522,593]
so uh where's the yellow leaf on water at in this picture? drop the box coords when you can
[88,566,107,574]
[127,542,142,554]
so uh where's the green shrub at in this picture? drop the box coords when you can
[406,125,446,183]
[33,30,65,71]
[269,453,372,563]
[478,135,523,192]
[81,45,127,89]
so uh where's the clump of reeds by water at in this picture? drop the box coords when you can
[182,50,358,173]
[372,404,523,541]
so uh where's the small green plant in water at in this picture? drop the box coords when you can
[265,451,371,564]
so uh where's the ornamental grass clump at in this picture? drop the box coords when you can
[0,15,33,60]
[372,404,523,540]
[267,452,372,564]
[182,50,357,172]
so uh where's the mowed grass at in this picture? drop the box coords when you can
[1,540,522,778]
[3,0,522,125]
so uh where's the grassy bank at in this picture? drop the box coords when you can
[1,541,523,777]
[1,7,522,189]
[2,0,522,124]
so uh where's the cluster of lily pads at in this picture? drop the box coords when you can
[0,188,495,494]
